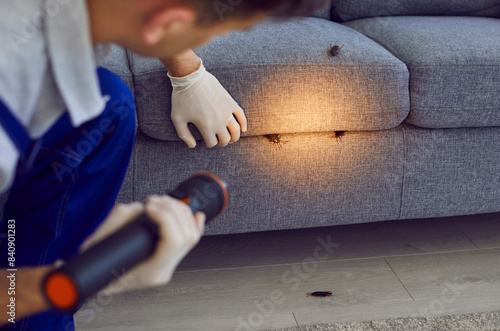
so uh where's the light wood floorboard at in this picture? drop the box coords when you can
[177,216,476,272]
[74,212,500,330]
[294,294,500,326]
[75,258,410,330]
[386,248,500,301]
[76,313,297,331]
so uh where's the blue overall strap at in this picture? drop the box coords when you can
[0,98,41,169]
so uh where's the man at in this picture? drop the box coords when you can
[0,0,328,330]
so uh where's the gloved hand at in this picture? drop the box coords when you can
[168,60,248,148]
[79,196,206,294]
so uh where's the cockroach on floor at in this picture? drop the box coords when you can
[332,131,347,143]
[265,134,288,149]
[329,43,345,58]
[306,291,333,297]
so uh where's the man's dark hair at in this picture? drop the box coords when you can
[188,0,331,25]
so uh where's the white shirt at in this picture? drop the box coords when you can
[0,0,111,193]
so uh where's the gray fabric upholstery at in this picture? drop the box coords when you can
[130,129,405,235]
[100,45,134,92]
[312,9,330,20]
[129,18,410,142]
[119,124,500,236]
[345,16,500,129]
[400,124,500,220]
[331,0,500,23]
[110,14,500,236]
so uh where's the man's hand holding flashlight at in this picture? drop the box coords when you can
[79,196,206,294]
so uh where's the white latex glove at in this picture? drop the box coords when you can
[168,60,248,148]
[79,197,206,294]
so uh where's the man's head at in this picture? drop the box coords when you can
[86,0,329,58]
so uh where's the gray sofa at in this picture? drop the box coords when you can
[103,0,500,235]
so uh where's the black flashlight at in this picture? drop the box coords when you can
[43,172,228,313]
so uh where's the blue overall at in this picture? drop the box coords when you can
[0,68,136,331]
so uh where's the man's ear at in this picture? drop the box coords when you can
[142,7,195,45]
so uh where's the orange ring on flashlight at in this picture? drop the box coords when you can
[44,272,79,311]
[179,198,191,205]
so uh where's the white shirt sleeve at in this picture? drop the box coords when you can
[0,126,19,194]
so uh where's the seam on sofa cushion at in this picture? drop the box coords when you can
[132,139,137,201]
[409,64,500,68]
[413,107,500,111]
[125,48,139,201]
[125,48,141,135]
[132,64,408,76]
[398,125,407,220]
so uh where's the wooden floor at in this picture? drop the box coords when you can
[75,213,500,331]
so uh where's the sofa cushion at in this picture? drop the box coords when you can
[345,16,500,129]
[331,0,500,23]
[131,127,405,235]
[400,124,500,220]
[130,18,409,142]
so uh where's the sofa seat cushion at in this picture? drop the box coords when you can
[345,16,500,129]
[331,0,500,23]
[131,128,405,235]
[400,124,500,220]
[129,18,409,142]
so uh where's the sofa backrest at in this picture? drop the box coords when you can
[311,0,332,19]
[331,0,500,22]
